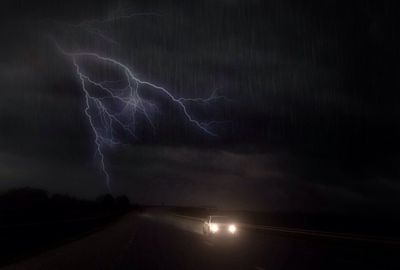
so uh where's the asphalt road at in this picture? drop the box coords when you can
[1,211,399,270]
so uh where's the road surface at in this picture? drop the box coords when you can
[1,210,398,270]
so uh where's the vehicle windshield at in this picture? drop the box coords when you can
[211,216,232,223]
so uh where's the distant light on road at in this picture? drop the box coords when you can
[210,223,219,233]
[229,224,237,233]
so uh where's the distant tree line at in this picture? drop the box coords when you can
[0,187,131,225]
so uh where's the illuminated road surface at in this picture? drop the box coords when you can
[1,211,398,270]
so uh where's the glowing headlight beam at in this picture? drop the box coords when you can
[210,223,219,233]
[228,224,237,233]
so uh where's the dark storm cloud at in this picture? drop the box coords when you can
[109,145,398,213]
[1,0,400,213]
[110,146,294,209]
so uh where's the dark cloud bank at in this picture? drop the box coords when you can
[0,0,399,214]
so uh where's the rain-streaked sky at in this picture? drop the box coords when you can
[1,0,399,213]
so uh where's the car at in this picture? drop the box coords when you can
[203,215,237,237]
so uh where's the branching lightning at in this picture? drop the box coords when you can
[57,47,223,190]
[53,11,164,45]
[53,10,226,190]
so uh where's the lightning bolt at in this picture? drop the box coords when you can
[56,45,223,190]
[52,11,164,45]
[51,9,227,190]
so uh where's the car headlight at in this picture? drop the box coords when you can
[228,224,237,233]
[210,223,219,233]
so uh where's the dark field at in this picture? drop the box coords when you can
[0,188,131,266]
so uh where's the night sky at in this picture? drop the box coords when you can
[1,0,399,214]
